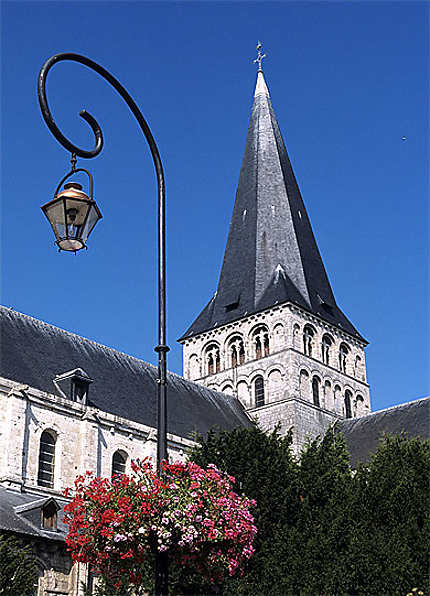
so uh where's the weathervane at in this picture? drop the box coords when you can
[253,41,266,72]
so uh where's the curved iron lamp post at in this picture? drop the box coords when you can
[38,53,169,595]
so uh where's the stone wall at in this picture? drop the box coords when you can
[181,301,371,449]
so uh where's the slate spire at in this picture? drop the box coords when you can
[181,68,363,341]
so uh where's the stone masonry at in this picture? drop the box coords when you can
[181,301,371,453]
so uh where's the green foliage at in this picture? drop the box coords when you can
[188,426,430,596]
[0,533,38,596]
[190,423,299,595]
[348,433,430,595]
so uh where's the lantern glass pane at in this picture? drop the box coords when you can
[64,197,91,227]
[43,200,65,241]
[81,204,102,243]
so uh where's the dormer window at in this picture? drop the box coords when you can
[41,500,59,530]
[53,368,93,404]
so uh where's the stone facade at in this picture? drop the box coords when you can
[0,377,195,596]
[181,301,371,453]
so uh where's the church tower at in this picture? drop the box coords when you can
[179,48,371,451]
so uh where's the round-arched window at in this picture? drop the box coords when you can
[303,326,315,357]
[112,450,127,477]
[254,376,265,407]
[38,430,56,488]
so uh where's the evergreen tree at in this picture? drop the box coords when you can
[189,423,299,595]
[0,533,38,596]
[348,433,430,595]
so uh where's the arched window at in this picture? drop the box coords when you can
[38,430,56,488]
[324,380,331,407]
[228,336,245,368]
[205,344,220,375]
[293,323,301,350]
[299,369,309,399]
[252,326,269,359]
[112,450,127,477]
[303,326,315,357]
[254,376,265,407]
[344,390,353,418]
[222,384,234,396]
[339,343,349,373]
[354,356,362,378]
[312,376,320,407]
[322,334,333,365]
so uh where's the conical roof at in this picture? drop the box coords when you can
[181,71,364,342]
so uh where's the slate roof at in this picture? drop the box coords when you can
[0,306,251,439]
[0,488,68,542]
[335,397,430,468]
[181,71,364,342]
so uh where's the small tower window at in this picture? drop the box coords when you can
[229,336,245,368]
[312,376,320,407]
[303,326,315,357]
[254,376,265,407]
[205,344,220,375]
[339,343,349,373]
[322,334,333,365]
[112,450,127,477]
[344,390,353,418]
[354,356,362,379]
[37,430,56,489]
[252,326,269,360]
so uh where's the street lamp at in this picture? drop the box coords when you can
[41,160,102,253]
[38,53,169,595]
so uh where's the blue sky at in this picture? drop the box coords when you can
[1,1,428,412]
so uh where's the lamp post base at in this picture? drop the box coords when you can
[155,551,169,596]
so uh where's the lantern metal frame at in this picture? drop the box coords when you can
[42,163,102,253]
[38,52,170,595]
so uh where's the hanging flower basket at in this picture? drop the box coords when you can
[63,459,257,590]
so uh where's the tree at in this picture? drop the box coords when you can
[190,425,430,595]
[348,433,430,594]
[189,424,300,595]
[0,533,38,596]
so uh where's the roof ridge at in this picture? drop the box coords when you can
[0,306,244,390]
[0,305,160,373]
[343,396,430,422]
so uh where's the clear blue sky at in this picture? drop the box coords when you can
[1,1,428,412]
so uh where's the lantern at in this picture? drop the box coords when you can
[41,167,102,253]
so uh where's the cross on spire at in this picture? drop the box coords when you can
[253,41,266,72]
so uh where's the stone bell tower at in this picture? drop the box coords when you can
[179,50,371,452]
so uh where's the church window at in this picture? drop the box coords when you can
[312,376,321,407]
[354,356,362,378]
[322,334,333,365]
[254,376,265,407]
[41,500,58,530]
[344,390,353,418]
[228,336,245,368]
[252,326,269,359]
[303,325,315,357]
[112,450,127,477]
[324,380,331,407]
[205,344,220,375]
[339,343,349,373]
[37,430,56,489]
[293,323,300,349]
